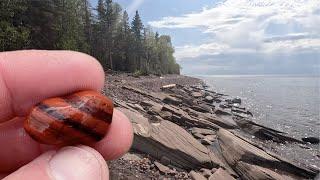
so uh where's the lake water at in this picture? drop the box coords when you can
[198,75,320,168]
[198,75,320,139]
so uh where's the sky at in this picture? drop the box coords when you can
[90,0,320,75]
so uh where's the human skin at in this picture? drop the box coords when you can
[0,50,133,180]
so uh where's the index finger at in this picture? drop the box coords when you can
[0,50,105,122]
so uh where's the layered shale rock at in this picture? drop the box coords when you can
[119,107,222,170]
[217,129,317,179]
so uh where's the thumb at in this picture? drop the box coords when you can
[4,146,109,180]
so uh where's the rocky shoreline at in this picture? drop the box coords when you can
[103,72,319,180]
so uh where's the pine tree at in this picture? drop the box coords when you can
[131,11,144,71]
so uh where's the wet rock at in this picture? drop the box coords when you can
[191,92,203,98]
[208,168,236,180]
[204,96,214,103]
[189,171,207,180]
[232,98,241,104]
[302,137,320,144]
[217,129,318,179]
[219,103,231,109]
[235,118,303,143]
[120,108,222,170]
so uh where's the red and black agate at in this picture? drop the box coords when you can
[24,91,114,146]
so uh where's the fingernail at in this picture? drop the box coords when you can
[49,146,103,180]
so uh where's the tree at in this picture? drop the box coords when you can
[131,11,144,71]
[0,0,29,51]
[0,0,181,75]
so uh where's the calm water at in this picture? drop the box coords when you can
[198,75,320,139]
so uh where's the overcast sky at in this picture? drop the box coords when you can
[91,0,320,75]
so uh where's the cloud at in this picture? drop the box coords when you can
[149,0,320,74]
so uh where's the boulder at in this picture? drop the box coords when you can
[217,129,318,179]
[208,168,235,180]
[204,96,214,103]
[120,108,222,170]
[189,171,207,180]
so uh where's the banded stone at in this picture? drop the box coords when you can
[24,91,113,146]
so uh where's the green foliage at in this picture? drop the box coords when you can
[0,0,180,75]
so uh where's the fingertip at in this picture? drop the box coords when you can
[94,109,133,160]
[4,146,109,180]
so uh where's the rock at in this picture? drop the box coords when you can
[141,100,163,114]
[200,138,213,145]
[191,127,216,136]
[302,137,320,144]
[199,168,212,178]
[158,111,173,120]
[154,161,170,174]
[235,118,303,143]
[204,96,214,103]
[204,135,217,142]
[219,104,231,109]
[217,129,318,179]
[214,108,233,116]
[211,168,218,173]
[189,171,207,180]
[192,105,211,113]
[162,105,221,130]
[232,98,241,104]
[122,85,166,100]
[191,92,203,98]
[163,95,182,106]
[120,108,222,170]
[193,133,205,139]
[121,153,143,161]
[204,113,238,129]
[208,168,236,180]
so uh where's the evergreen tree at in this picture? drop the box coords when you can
[0,0,181,75]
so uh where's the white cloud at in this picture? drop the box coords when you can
[149,0,320,62]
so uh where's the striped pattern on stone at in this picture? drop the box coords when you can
[24,91,113,146]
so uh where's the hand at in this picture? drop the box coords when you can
[0,50,133,180]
